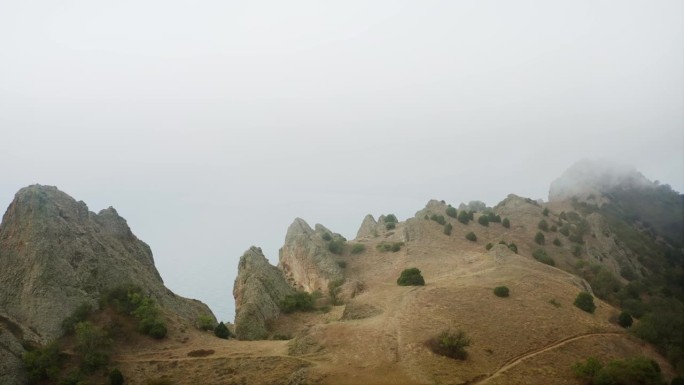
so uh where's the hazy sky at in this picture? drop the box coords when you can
[1,1,682,322]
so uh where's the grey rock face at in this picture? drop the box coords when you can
[355,214,378,239]
[233,247,293,340]
[278,218,343,294]
[0,185,214,343]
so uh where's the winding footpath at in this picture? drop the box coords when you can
[471,331,626,384]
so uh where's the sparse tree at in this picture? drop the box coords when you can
[574,292,596,313]
[465,232,477,242]
[535,231,545,245]
[446,206,457,218]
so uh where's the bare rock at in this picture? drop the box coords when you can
[233,247,294,340]
[355,214,378,239]
[278,218,343,294]
[0,185,214,343]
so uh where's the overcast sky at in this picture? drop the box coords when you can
[1,1,682,322]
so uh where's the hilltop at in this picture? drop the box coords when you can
[1,160,682,384]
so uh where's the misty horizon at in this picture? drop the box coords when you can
[1,1,682,322]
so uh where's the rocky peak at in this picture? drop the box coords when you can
[549,159,652,202]
[356,214,378,239]
[0,185,212,342]
[233,247,293,340]
[278,218,343,293]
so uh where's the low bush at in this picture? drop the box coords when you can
[502,218,510,228]
[485,243,493,251]
[478,216,489,227]
[493,286,509,297]
[197,314,215,331]
[443,223,453,235]
[397,268,425,286]
[427,329,471,360]
[377,242,404,253]
[321,232,332,241]
[281,292,315,313]
[337,261,347,268]
[560,225,570,236]
[618,311,633,328]
[109,369,124,385]
[532,249,555,266]
[574,292,596,313]
[572,245,582,257]
[487,212,501,223]
[507,242,518,254]
[62,302,93,335]
[350,243,366,254]
[458,210,470,225]
[572,356,664,385]
[385,214,398,223]
[465,232,477,242]
[446,206,457,218]
[214,322,230,339]
[328,279,345,305]
[552,238,562,246]
[430,214,446,225]
[543,208,550,216]
[328,238,346,254]
[23,341,62,382]
[75,321,111,373]
[550,224,558,232]
[535,231,545,245]
[538,219,549,232]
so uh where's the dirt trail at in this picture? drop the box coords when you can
[471,332,626,384]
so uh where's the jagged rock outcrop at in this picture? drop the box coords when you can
[278,218,344,293]
[0,185,214,343]
[233,247,293,340]
[355,214,378,239]
[549,159,651,202]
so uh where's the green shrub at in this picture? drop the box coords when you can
[572,356,664,385]
[485,243,493,251]
[487,212,501,223]
[572,245,582,257]
[385,214,398,223]
[542,208,550,216]
[385,222,396,230]
[109,369,124,385]
[534,231,545,245]
[493,286,510,297]
[350,243,366,254]
[508,243,518,254]
[397,268,425,286]
[532,249,555,266]
[62,303,93,335]
[618,311,633,328]
[446,206,457,218]
[443,223,452,235]
[465,232,477,242]
[458,210,470,225]
[552,238,562,246]
[23,341,62,382]
[337,261,347,268]
[281,292,315,313]
[328,238,346,254]
[377,242,404,253]
[75,321,111,373]
[197,314,215,331]
[478,216,489,227]
[502,218,510,228]
[560,224,570,236]
[129,294,167,339]
[538,219,549,232]
[430,214,446,225]
[550,224,557,232]
[321,232,332,241]
[427,329,471,360]
[574,292,596,313]
[569,232,585,244]
[214,322,230,339]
